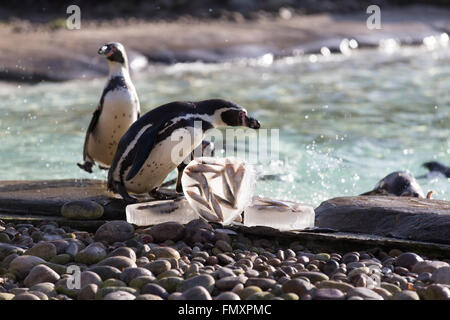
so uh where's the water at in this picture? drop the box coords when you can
[1,44,449,206]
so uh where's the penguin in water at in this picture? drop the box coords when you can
[107,99,261,203]
[360,171,426,198]
[78,42,140,173]
[420,161,450,178]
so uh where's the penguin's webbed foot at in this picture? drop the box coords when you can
[77,161,94,173]
[116,183,137,204]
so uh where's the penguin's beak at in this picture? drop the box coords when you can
[245,116,261,129]
[98,45,109,55]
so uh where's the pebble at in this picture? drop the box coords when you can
[215,292,241,300]
[136,294,163,300]
[215,240,233,252]
[88,266,122,281]
[144,259,172,275]
[422,284,450,300]
[24,264,60,287]
[395,252,423,270]
[30,282,56,297]
[393,290,420,300]
[216,276,247,290]
[412,260,449,274]
[12,293,40,300]
[61,200,104,220]
[431,266,450,285]
[153,247,181,260]
[121,267,154,284]
[177,274,215,293]
[145,222,185,243]
[347,287,383,300]
[158,277,184,293]
[129,276,155,289]
[323,260,339,275]
[311,288,345,300]
[24,242,57,261]
[96,256,137,269]
[180,286,212,300]
[141,283,169,299]
[9,255,46,279]
[75,243,106,265]
[245,277,276,290]
[77,284,98,300]
[103,290,136,300]
[94,221,134,244]
[316,280,354,293]
[281,279,314,297]
[107,247,136,262]
[293,271,329,283]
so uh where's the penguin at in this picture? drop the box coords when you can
[78,42,140,173]
[107,99,261,203]
[360,171,425,198]
[421,161,450,178]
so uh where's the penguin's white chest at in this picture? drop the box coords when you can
[88,88,138,167]
[124,127,204,194]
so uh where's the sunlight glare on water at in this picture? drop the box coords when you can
[0,45,449,206]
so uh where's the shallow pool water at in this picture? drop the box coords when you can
[0,44,449,206]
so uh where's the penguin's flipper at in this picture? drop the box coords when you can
[125,123,164,181]
[81,107,102,164]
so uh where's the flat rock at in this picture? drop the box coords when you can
[315,196,450,244]
[94,221,134,244]
[61,200,104,220]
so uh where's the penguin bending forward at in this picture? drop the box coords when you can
[360,171,425,198]
[107,99,260,203]
[78,42,140,173]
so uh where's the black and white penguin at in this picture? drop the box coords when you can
[360,171,425,198]
[421,161,450,178]
[107,99,260,202]
[78,42,140,173]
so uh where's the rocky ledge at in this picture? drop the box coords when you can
[315,196,450,244]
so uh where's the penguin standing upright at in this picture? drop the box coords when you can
[78,42,140,173]
[107,99,260,203]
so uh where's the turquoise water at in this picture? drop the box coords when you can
[0,44,449,206]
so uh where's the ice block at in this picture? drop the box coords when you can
[182,157,256,225]
[243,197,315,231]
[126,197,198,226]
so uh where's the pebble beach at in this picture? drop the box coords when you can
[1,219,449,300]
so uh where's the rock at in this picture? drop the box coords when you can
[217,253,234,265]
[342,252,359,264]
[24,242,57,261]
[103,290,136,300]
[316,280,354,293]
[129,276,156,289]
[347,287,383,300]
[136,294,163,300]
[75,243,107,265]
[215,292,241,300]
[177,274,215,293]
[431,266,450,285]
[30,282,56,297]
[315,196,450,244]
[393,290,420,300]
[216,276,247,290]
[95,256,137,269]
[380,282,401,295]
[0,245,24,261]
[158,277,184,293]
[24,264,60,287]
[217,267,235,278]
[245,278,276,291]
[145,222,185,242]
[78,284,98,300]
[88,266,122,281]
[246,292,275,300]
[395,252,423,270]
[323,260,339,275]
[216,240,233,252]
[372,287,393,300]
[281,279,314,297]
[101,279,127,288]
[0,233,10,243]
[0,293,15,300]
[121,267,153,284]
[141,283,169,299]
[107,247,136,262]
[238,286,261,299]
[180,286,212,300]
[422,284,450,300]
[311,288,345,300]
[184,219,215,244]
[12,293,40,300]
[413,260,449,274]
[50,254,72,265]
[153,247,180,260]
[144,260,171,275]
[9,255,46,279]
[293,271,329,283]
[80,271,102,289]
[61,200,104,220]
[96,286,138,299]
[55,278,79,298]
[94,221,134,244]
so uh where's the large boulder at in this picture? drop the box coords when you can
[315,196,450,244]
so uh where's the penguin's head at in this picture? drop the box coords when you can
[198,99,260,129]
[98,42,127,65]
[422,161,445,173]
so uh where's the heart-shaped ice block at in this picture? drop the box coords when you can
[181,157,255,225]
